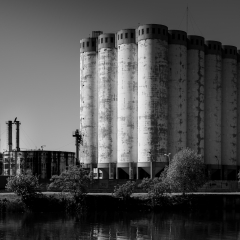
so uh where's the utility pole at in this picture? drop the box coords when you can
[72,129,83,165]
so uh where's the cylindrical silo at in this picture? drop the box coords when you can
[80,37,98,167]
[222,45,238,180]
[116,29,138,179]
[137,24,168,178]
[237,50,240,169]
[98,33,117,179]
[204,41,222,180]
[187,35,205,156]
[168,30,187,156]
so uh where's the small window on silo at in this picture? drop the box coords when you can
[152,28,155,34]
[118,35,119,40]
[87,42,89,47]
[147,28,149,34]
[178,34,180,40]
[101,38,103,43]
[105,38,108,43]
[125,33,128,38]
[121,34,123,39]
[111,37,113,43]
[142,29,144,34]
[92,41,95,47]
[131,33,134,38]
[139,30,140,35]
[83,42,85,48]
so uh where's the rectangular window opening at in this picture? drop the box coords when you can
[142,29,144,34]
[105,38,108,43]
[111,37,113,43]
[125,33,128,38]
[131,33,134,38]
[152,28,155,34]
[147,28,149,34]
[121,34,123,39]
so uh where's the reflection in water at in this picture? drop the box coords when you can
[0,209,239,239]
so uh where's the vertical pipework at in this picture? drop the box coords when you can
[15,121,21,151]
[137,24,168,163]
[168,30,187,156]
[237,50,240,167]
[187,35,205,156]
[117,29,138,163]
[80,37,98,165]
[6,121,12,152]
[222,45,237,168]
[204,41,222,169]
[98,33,117,164]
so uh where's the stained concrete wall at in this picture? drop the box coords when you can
[168,30,187,156]
[117,29,138,163]
[204,41,222,166]
[222,45,237,166]
[98,34,117,164]
[137,24,168,163]
[80,38,98,164]
[187,35,205,156]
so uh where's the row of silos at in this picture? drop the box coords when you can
[80,24,240,180]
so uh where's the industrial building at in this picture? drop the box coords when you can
[80,24,240,180]
[2,120,75,180]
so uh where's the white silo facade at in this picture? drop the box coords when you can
[222,45,238,180]
[116,29,138,179]
[98,33,117,178]
[80,37,98,166]
[137,24,168,178]
[187,35,205,156]
[204,41,222,179]
[168,30,187,156]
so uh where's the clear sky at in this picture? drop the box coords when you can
[0,0,239,153]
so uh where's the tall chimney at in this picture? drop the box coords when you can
[15,121,20,151]
[6,121,12,152]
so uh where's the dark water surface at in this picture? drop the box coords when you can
[0,209,240,239]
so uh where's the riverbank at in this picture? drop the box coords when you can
[0,192,240,213]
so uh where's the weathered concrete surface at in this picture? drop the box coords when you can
[80,52,98,164]
[138,39,168,162]
[205,54,222,165]
[98,48,117,164]
[168,44,187,156]
[222,58,237,166]
[117,43,138,163]
[187,49,204,156]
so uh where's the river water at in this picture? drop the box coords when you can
[0,209,239,239]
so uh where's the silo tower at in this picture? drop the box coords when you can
[187,35,205,156]
[137,24,168,179]
[222,45,238,180]
[204,40,222,180]
[116,29,138,179]
[80,36,98,170]
[98,33,117,179]
[168,30,187,156]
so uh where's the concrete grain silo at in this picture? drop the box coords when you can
[98,33,117,179]
[168,30,187,156]
[137,24,168,178]
[238,50,240,169]
[187,35,205,156]
[80,37,98,168]
[116,29,138,179]
[222,45,238,180]
[204,41,222,180]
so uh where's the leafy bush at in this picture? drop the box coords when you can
[5,173,42,205]
[48,165,93,212]
[165,148,206,194]
[113,181,136,200]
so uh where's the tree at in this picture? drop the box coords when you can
[165,148,206,194]
[48,165,93,210]
[113,181,136,201]
[5,173,42,204]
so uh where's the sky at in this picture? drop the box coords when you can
[0,0,240,153]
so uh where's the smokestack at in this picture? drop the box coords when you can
[6,121,12,152]
[15,121,20,151]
